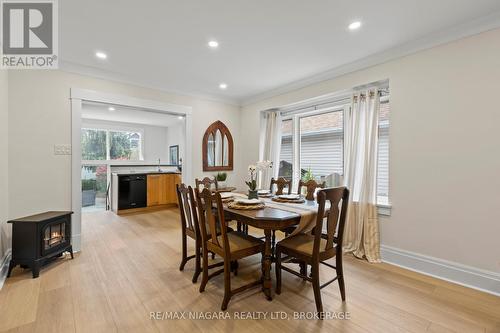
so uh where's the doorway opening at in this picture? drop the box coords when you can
[80,101,186,214]
[71,89,193,252]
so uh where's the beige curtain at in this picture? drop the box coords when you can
[258,112,282,189]
[343,90,381,263]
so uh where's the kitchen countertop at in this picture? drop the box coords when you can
[112,171,181,176]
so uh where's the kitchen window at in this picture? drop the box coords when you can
[81,127,144,161]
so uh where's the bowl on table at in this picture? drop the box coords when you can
[257,189,272,197]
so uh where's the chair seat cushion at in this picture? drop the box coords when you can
[216,231,264,259]
[277,233,328,257]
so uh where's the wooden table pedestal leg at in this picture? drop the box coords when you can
[262,229,273,301]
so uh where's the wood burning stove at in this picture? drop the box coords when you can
[7,211,74,278]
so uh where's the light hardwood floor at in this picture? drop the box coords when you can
[0,208,499,333]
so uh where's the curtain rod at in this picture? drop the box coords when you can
[264,79,390,116]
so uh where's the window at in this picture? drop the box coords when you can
[81,127,143,161]
[80,126,143,212]
[277,94,390,206]
[81,129,107,160]
[278,119,293,180]
[377,99,390,204]
[81,164,108,210]
[109,131,142,160]
[299,111,343,185]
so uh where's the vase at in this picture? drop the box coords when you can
[248,190,258,199]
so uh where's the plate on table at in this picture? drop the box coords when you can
[277,194,300,200]
[234,198,262,205]
[219,192,234,199]
[258,190,273,198]
[228,201,265,210]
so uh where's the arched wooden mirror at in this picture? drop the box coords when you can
[202,121,233,171]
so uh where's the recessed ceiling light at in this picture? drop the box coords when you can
[348,21,362,30]
[95,51,107,59]
[177,116,184,120]
[219,83,227,90]
[108,107,115,111]
[208,40,219,49]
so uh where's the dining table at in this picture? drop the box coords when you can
[222,194,323,300]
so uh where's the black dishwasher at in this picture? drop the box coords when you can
[118,174,147,209]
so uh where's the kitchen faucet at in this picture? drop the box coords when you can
[157,158,162,172]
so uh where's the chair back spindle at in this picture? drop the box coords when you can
[196,188,229,253]
[270,177,292,195]
[195,177,219,192]
[313,187,349,256]
[176,183,198,234]
[298,179,326,201]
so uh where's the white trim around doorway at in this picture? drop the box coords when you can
[70,88,193,252]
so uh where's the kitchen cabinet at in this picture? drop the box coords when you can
[147,173,181,207]
[111,172,181,213]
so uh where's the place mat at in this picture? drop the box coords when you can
[271,197,305,204]
[227,201,265,210]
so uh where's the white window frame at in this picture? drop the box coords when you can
[283,105,347,188]
[81,123,145,162]
[278,101,391,215]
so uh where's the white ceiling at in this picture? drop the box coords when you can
[81,102,182,127]
[60,0,500,104]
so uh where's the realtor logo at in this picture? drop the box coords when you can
[1,0,58,68]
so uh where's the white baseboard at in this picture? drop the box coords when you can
[381,245,500,296]
[0,249,12,290]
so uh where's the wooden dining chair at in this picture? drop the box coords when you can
[195,177,218,191]
[270,177,292,195]
[177,183,221,283]
[275,186,350,314]
[298,179,326,201]
[196,188,264,310]
[177,183,203,282]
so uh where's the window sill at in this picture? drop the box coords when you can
[377,203,392,216]
[377,196,391,216]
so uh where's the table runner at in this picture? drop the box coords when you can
[230,193,326,236]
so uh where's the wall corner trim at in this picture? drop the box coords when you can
[381,245,500,296]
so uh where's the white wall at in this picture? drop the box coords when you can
[240,28,500,274]
[8,70,241,220]
[0,70,9,262]
[166,124,183,164]
[81,118,171,163]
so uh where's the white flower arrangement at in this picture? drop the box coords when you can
[246,161,273,191]
[248,165,257,174]
[256,160,273,170]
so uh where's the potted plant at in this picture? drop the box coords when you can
[216,172,227,189]
[245,165,258,199]
[81,179,97,207]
